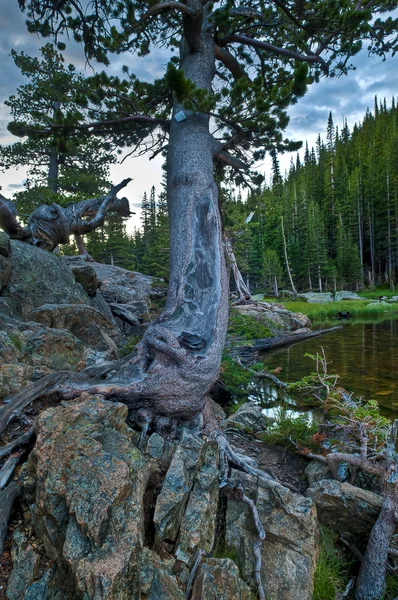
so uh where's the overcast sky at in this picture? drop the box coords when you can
[1,3,397,229]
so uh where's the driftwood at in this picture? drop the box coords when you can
[0,179,132,252]
[0,482,20,556]
[252,326,342,352]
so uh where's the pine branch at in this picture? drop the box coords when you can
[222,34,329,72]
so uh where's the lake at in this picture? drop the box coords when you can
[261,317,398,419]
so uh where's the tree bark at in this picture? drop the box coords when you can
[355,497,396,600]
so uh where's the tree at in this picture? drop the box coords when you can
[0,44,115,204]
[5,0,398,451]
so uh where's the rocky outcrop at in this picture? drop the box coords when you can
[64,256,166,332]
[307,479,383,540]
[0,314,89,398]
[2,241,89,319]
[235,302,311,332]
[21,397,149,600]
[225,470,319,600]
[154,431,206,546]
[297,291,361,303]
[31,303,121,357]
[6,397,326,600]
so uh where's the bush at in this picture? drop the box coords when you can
[260,406,318,449]
[313,528,350,600]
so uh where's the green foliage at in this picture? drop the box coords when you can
[260,407,318,449]
[313,528,350,600]
[120,335,142,357]
[227,308,272,343]
[220,354,254,402]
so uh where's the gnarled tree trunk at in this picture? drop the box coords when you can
[0,0,228,429]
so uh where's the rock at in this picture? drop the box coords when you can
[368,301,389,306]
[69,264,100,297]
[64,256,165,314]
[3,241,89,319]
[235,303,311,332]
[146,433,166,460]
[226,402,271,432]
[176,441,220,563]
[305,460,333,486]
[0,316,88,399]
[154,430,205,545]
[31,303,121,357]
[389,296,398,302]
[291,327,311,335]
[25,397,150,600]
[226,470,319,600]
[0,231,10,257]
[147,570,185,600]
[23,567,66,600]
[192,558,251,600]
[0,255,12,290]
[307,479,383,540]
[335,291,361,301]
[6,530,41,600]
[297,292,333,304]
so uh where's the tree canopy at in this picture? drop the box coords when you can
[17,0,398,185]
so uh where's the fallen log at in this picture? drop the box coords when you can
[252,326,342,352]
[0,481,20,556]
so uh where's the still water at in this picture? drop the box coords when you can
[262,317,398,419]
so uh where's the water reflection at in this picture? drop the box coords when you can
[261,318,398,418]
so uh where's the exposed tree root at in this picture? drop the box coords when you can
[0,482,20,556]
[0,428,33,460]
[0,454,22,490]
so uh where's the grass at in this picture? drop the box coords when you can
[277,299,398,323]
[313,528,351,600]
[260,406,318,449]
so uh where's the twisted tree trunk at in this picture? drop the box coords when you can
[0,0,228,429]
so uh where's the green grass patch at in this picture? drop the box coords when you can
[278,299,398,322]
[260,406,318,449]
[120,335,143,357]
[313,528,351,600]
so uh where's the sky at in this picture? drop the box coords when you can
[0,2,397,230]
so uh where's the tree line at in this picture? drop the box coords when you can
[227,98,398,294]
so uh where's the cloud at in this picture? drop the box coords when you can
[1,4,397,206]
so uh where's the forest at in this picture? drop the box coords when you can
[1,2,398,600]
[49,98,398,296]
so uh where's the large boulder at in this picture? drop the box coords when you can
[225,470,319,600]
[2,241,89,319]
[31,303,121,357]
[235,303,311,332]
[307,479,383,540]
[22,397,150,600]
[64,256,165,316]
[297,292,333,303]
[335,291,361,301]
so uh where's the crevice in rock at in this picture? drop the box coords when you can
[143,468,166,550]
